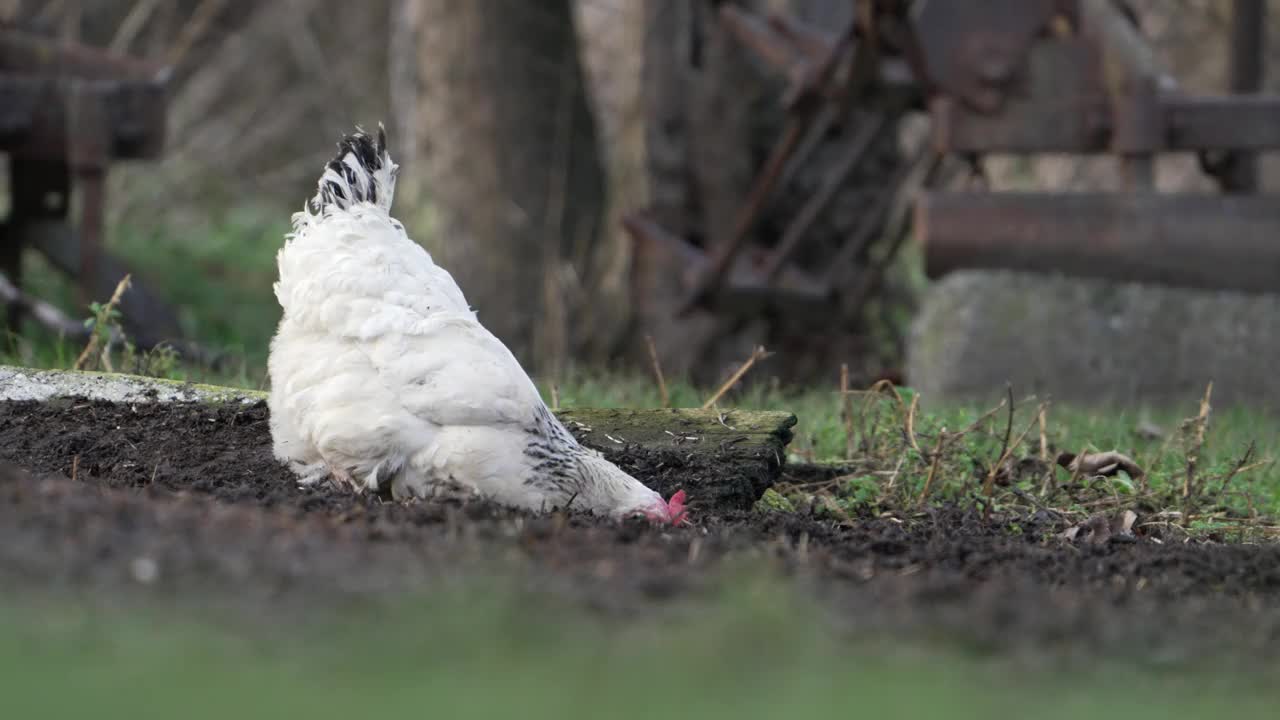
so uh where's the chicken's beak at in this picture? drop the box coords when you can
[637,489,688,526]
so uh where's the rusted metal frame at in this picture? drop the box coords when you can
[911,0,1061,113]
[760,112,889,284]
[0,74,166,159]
[675,116,811,316]
[773,29,888,227]
[718,5,844,104]
[622,211,830,313]
[875,0,935,100]
[823,138,931,290]
[930,38,1107,154]
[65,80,111,309]
[1165,96,1280,152]
[766,10,833,61]
[929,28,1280,156]
[718,5,809,75]
[939,92,1280,154]
[678,13,860,316]
[781,13,858,113]
[1217,0,1266,193]
[776,102,840,193]
[0,29,165,82]
[1080,0,1163,188]
[843,150,945,310]
[719,4,918,104]
[917,191,1280,295]
[747,7,880,194]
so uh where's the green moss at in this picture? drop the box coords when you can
[754,488,795,513]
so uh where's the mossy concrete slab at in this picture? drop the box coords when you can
[0,365,268,405]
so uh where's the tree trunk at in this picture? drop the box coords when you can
[413,1,606,371]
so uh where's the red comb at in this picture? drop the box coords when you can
[666,489,688,525]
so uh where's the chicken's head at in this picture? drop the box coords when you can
[570,450,690,526]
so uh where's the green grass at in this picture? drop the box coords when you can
[3,582,1277,720]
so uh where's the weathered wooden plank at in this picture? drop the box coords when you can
[558,407,796,510]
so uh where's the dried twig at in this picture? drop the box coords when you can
[1217,440,1258,498]
[983,402,1049,519]
[916,393,1008,508]
[856,379,899,455]
[917,426,947,507]
[990,384,1015,476]
[840,364,854,460]
[702,345,773,409]
[904,393,922,455]
[645,335,670,408]
[1038,404,1049,463]
[1182,381,1214,506]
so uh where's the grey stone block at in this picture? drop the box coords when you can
[907,270,1279,411]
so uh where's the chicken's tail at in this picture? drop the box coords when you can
[308,124,398,215]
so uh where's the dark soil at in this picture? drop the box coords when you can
[4,398,1280,666]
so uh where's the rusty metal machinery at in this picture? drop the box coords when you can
[915,0,1280,292]
[627,0,935,329]
[634,0,1280,336]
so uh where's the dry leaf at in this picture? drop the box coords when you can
[1060,509,1140,545]
[1056,451,1145,479]
[1114,509,1137,535]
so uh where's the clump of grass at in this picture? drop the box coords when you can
[765,379,1278,542]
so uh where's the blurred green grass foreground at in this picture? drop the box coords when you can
[4,584,1277,720]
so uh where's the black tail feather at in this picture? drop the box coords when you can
[311,124,394,212]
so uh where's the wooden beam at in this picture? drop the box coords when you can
[917,191,1280,294]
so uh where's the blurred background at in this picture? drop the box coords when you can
[2,0,1279,408]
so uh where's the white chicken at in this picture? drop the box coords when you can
[267,127,686,525]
